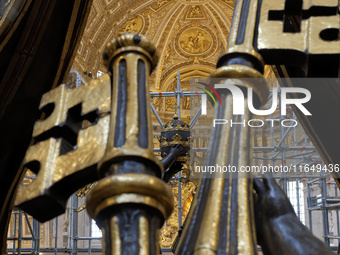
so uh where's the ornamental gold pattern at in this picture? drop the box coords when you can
[73,0,234,95]
[160,134,191,148]
[161,121,190,132]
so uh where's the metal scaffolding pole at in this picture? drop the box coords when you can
[293,113,301,221]
[23,212,35,250]
[307,177,313,232]
[18,210,22,255]
[270,97,275,168]
[88,214,92,255]
[253,146,316,151]
[69,195,73,252]
[176,71,181,119]
[33,217,40,253]
[335,185,340,248]
[296,179,301,219]
[150,101,163,127]
[189,107,201,127]
[72,194,78,255]
[321,169,330,246]
[154,146,316,153]
[279,88,287,194]
[150,91,204,98]
[253,156,320,161]
[12,210,17,254]
[177,71,182,229]
[54,217,58,255]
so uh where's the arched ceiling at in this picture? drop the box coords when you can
[73,0,235,93]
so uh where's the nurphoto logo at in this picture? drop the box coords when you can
[195,79,312,128]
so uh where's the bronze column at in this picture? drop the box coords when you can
[176,0,269,254]
[86,33,173,255]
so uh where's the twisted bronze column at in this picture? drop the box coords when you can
[86,33,173,255]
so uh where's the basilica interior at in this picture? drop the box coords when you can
[1,0,340,254]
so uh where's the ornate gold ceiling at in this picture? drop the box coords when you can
[73,0,235,94]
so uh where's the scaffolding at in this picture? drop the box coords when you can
[6,73,340,254]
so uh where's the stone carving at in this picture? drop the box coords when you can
[180,29,211,54]
[182,96,191,110]
[180,0,210,3]
[121,15,143,33]
[189,5,204,18]
[165,97,177,111]
[151,97,164,111]
[164,47,174,66]
[151,0,170,10]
